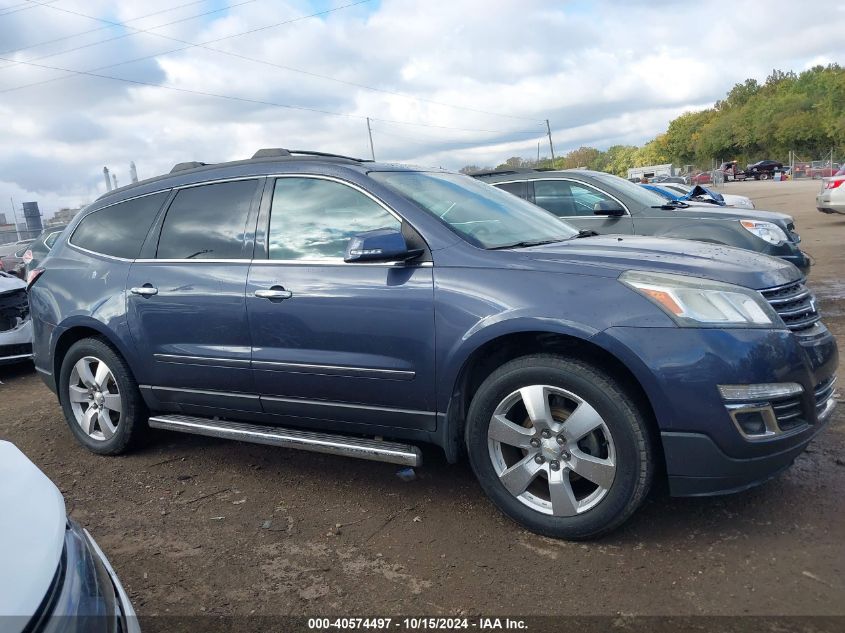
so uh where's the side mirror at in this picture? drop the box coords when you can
[344,228,423,263]
[593,200,626,217]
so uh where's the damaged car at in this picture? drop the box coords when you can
[0,271,32,365]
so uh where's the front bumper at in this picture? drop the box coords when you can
[0,318,33,365]
[595,325,838,496]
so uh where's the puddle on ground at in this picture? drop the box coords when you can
[810,281,845,317]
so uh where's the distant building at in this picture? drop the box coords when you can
[627,163,675,181]
[0,213,6,225]
[47,207,83,226]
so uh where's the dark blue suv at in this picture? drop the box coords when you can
[28,149,838,539]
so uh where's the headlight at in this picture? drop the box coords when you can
[740,219,787,244]
[620,270,779,327]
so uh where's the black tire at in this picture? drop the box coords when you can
[760,172,769,180]
[59,337,147,455]
[465,354,653,540]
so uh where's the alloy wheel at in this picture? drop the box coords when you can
[67,356,122,441]
[487,385,616,516]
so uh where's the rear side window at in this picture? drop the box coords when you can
[71,192,169,259]
[156,180,258,260]
[494,181,527,198]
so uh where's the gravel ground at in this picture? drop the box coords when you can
[1,178,843,619]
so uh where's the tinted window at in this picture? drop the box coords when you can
[494,181,527,198]
[534,180,618,217]
[71,192,168,259]
[268,178,400,260]
[157,180,258,260]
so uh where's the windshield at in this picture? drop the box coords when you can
[591,172,672,207]
[370,171,578,248]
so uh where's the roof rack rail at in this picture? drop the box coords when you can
[170,161,208,173]
[250,148,371,162]
[252,148,291,159]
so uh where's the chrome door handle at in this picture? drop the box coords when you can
[254,288,292,300]
[130,286,158,297]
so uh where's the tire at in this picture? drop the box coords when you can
[465,354,653,540]
[59,337,147,455]
[760,172,769,181]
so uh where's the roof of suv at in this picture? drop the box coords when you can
[471,168,608,183]
[95,148,427,206]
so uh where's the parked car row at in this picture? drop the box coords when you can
[26,148,836,544]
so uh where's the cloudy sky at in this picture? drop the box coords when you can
[0,0,844,219]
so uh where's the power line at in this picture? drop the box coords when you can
[0,0,209,57]
[2,0,541,124]
[0,52,539,135]
[0,0,58,18]
[0,0,264,70]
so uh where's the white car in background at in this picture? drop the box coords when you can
[816,169,845,215]
[0,441,139,633]
[660,183,756,209]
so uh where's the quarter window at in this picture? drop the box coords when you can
[70,191,169,259]
[268,177,400,260]
[534,180,620,217]
[156,180,258,260]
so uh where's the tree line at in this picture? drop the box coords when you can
[462,64,845,176]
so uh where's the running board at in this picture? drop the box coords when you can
[147,415,422,467]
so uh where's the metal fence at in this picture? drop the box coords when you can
[0,228,40,246]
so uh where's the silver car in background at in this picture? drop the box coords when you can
[817,169,845,215]
[0,272,32,364]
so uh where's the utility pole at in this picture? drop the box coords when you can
[545,119,555,163]
[366,117,375,161]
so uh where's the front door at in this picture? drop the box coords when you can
[531,179,635,234]
[246,175,437,431]
[126,178,263,413]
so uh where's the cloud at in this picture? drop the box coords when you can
[0,0,843,218]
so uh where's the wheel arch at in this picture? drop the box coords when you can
[440,326,663,470]
[52,318,136,402]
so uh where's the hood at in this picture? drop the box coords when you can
[515,235,800,290]
[667,204,793,226]
[0,442,66,620]
[0,272,26,293]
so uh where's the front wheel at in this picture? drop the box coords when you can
[759,172,769,180]
[465,354,653,540]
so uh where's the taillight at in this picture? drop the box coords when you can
[825,179,844,190]
[26,267,44,290]
[22,249,33,264]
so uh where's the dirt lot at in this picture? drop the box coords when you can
[1,178,844,619]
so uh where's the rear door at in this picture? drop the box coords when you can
[246,175,437,431]
[126,178,263,413]
[530,179,635,234]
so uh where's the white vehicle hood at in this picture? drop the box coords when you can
[0,272,26,293]
[0,441,67,619]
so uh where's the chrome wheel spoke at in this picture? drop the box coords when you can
[68,385,89,403]
[519,385,554,432]
[548,467,578,517]
[75,359,96,388]
[561,400,603,441]
[81,406,97,435]
[94,361,111,390]
[569,449,615,488]
[498,454,543,496]
[488,414,533,448]
[103,393,122,414]
[98,411,116,440]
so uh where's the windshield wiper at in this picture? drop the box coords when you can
[575,229,598,238]
[651,200,689,210]
[487,238,567,250]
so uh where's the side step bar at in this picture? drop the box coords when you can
[147,414,422,467]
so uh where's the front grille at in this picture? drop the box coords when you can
[760,280,820,332]
[814,375,837,416]
[0,288,29,332]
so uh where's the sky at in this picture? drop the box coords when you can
[0,0,843,220]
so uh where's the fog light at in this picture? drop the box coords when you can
[733,411,767,436]
[718,383,803,401]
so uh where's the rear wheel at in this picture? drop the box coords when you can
[59,338,147,455]
[759,172,769,180]
[465,354,653,539]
